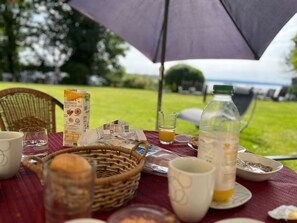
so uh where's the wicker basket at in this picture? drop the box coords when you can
[23,140,149,212]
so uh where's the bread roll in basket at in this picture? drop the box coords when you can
[22,140,149,212]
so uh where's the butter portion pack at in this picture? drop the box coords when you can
[63,89,90,146]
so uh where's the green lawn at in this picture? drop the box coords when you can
[1,82,297,171]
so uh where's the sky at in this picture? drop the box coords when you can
[119,14,297,86]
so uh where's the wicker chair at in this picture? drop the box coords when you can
[0,88,63,133]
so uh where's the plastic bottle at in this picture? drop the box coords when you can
[198,85,240,202]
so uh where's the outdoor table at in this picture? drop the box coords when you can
[1,131,296,223]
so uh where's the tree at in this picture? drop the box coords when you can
[0,0,26,81]
[27,1,128,85]
[60,9,128,84]
[0,0,67,79]
[288,35,297,98]
[121,74,157,89]
[20,0,71,68]
[164,64,205,92]
[291,35,297,71]
[1,0,128,85]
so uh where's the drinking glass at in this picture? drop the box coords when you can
[158,111,177,144]
[43,159,96,223]
[19,127,48,159]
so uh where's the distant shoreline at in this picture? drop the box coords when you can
[205,79,287,94]
[206,78,286,87]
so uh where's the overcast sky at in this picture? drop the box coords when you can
[119,14,297,85]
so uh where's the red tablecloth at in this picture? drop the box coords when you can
[0,131,297,223]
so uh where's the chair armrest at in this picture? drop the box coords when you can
[265,155,297,161]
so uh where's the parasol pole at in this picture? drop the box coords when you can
[156,0,170,130]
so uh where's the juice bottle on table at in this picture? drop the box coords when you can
[198,85,240,202]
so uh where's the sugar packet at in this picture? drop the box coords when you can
[78,120,146,149]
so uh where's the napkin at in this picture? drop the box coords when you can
[78,120,147,149]
[268,205,297,220]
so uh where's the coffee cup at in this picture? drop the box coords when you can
[0,131,24,179]
[168,157,216,222]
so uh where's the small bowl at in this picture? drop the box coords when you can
[107,204,180,223]
[236,153,283,182]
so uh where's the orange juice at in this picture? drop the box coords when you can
[199,131,238,202]
[159,128,175,144]
[213,188,234,202]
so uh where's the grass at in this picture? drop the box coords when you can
[1,82,297,171]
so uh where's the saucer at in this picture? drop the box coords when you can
[188,144,246,153]
[215,217,264,223]
[210,183,252,209]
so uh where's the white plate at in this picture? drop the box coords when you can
[238,145,246,153]
[175,134,192,143]
[210,183,252,210]
[189,144,246,153]
[215,217,264,223]
[64,219,106,223]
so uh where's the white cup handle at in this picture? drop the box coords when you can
[0,142,10,166]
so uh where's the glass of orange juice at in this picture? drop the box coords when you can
[158,111,177,144]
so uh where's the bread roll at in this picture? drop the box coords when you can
[50,153,91,173]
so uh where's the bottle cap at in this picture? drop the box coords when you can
[213,85,233,95]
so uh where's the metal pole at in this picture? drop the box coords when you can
[155,0,170,130]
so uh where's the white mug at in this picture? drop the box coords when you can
[168,157,216,223]
[0,131,24,179]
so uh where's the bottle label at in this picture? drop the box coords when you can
[199,131,239,191]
